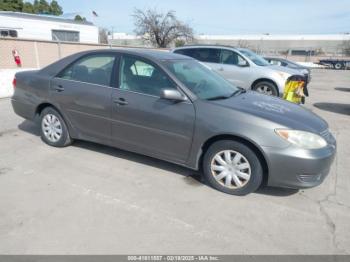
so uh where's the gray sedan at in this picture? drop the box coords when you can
[11,49,336,195]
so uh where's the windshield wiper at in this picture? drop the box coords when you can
[206,95,232,101]
[229,88,247,97]
[207,88,246,101]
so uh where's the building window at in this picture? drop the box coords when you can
[52,30,80,42]
[0,29,18,38]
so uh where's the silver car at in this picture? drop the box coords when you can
[172,46,303,97]
[11,49,336,195]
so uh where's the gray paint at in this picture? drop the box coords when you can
[11,49,336,189]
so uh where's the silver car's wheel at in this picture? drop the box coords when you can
[210,150,251,189]
[41,114,62,143]
[253,81,278,96]
[256,85,273,95]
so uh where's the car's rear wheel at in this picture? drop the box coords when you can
[334,63,343,70]
[40,107,72,147]
[253,81,278,96]
[202,140,263,195]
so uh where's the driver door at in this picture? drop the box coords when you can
[111,55,195,164]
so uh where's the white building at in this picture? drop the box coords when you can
[108,32,350,55]
[0,11,99,43]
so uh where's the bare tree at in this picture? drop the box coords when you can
[132,8,194,48]
[99,28,108,44]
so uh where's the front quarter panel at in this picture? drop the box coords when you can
[187,99,290,169]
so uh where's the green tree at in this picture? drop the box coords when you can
[0,0,24,11]
[33,0,50,14]
[74,14,86,22]
[1,0,63,15]
[22,1,34,13]
[33,0,40,13]
[49,0,62,15]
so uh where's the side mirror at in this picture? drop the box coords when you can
[160,89,187,102]
[238,60,249,67]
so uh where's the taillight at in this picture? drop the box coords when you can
[12,78,16,88]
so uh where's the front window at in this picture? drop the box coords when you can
[164,59,240,100]
[220,49,248,66]
[119,56,176,96]
[238,49,270,66]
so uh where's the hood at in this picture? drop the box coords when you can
[209,91,328,133]
[268,65,303,76]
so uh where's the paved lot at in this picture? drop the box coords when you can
[0,69,349,254]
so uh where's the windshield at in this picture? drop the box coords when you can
[164,59,240,100]
[239,49,270,66]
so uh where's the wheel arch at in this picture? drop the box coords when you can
[35,102,78,138]
[198,134,269,186]
[35,102,58,118]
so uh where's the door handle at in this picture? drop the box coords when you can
[218,67,224,71]
[113,98,128,106]
[54,85,65,92]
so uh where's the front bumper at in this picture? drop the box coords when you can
[262,138,336,189]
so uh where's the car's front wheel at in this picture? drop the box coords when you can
[202,140,263,195]
[40,107,72,147]
[252,81,278,96]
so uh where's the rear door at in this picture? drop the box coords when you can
[50,53,117,142]
[111,55,195,163]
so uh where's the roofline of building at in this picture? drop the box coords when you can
[196,34,350,41]
[0,11,95,26]
[109,32,350,41]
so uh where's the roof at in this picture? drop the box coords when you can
[0,11,94,26]
[174,44,239,50]
[79,48,193,61]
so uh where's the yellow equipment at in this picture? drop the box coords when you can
[283,79,305,104]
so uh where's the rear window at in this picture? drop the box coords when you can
[58,54,115,86]
[174,48,220,64]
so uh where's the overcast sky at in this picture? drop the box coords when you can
[59,0,350,34]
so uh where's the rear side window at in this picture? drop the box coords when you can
[175,48,220,64]
[174,49,196,57]
[58,54,115,86]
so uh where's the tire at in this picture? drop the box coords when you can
[252,81,278,96]
[334,63,343,70]
[202,140,263,195]
[40,107,72,147]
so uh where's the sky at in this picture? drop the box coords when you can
[58,0,350,35]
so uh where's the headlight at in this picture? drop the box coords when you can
[275,129,327,149]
